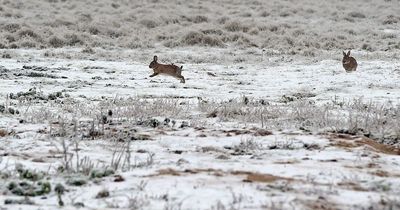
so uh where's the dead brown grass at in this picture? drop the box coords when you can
[243,173,292,183]
[273,159,300,164]
[302,197,340,210]
[337,181,367,192]
[148,168,293,183]
[328,134,400,155]
[219,128,272,137]
[357,137,400,155]
[369,170,390,177]
[156,168,181,176]
[330,140,358,148]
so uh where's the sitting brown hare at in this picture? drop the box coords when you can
[342,50,358,72]
[148,55,185,83]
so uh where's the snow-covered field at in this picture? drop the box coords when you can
[1,0,400,209]
[0,48,400,210]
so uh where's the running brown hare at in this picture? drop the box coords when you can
[342,50,358,72]
[148,55,185,83]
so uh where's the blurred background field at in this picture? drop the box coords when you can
[0,0,399,58]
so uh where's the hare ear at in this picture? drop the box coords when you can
[347,50,351,56]
[343,51,346,57]
[153,56,158,62]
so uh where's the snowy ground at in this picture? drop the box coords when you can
[1,0,400,209]
[0,49,400,210]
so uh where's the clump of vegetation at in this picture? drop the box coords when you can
[64,34,84,46]
[0,105,19,115]
[382,15,400,25]
[4,197,35,205]
[9,88,67,101]
[139,19,159,29]
[7,181,51,196]
[16,166,45,181]
[48,36,65,48]
[95,189,110,198]
[3,23,21,33]
[348,11,366,18]
[180,31,224,47]
[66,177,88,186]
[230,139,262,155]
[55,183,65,206]
[188,15,208,23]
[5,165,51,196]
[48,91,64,100]
[137,118,160,128]
[90,168,115,179]
[0,170,11,178]
[224,21,250,32]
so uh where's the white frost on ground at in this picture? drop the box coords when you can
[1,49,399,102]
[0,50,400,210]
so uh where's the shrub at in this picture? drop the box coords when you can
[48,36,65,48]
[88,26,100,35]
[20,40,36,48]
[224,21,250,32]
[217,16,230,24]
[139,19,158,29]
[260,11,269,17]
[348,12,366,18]
[111,3,120,9]
[18,29,39,38]
[201,28,224,35]
[189,15,208,23]
[362,43,374,51]
[4,34,16,42]
[82,46,94,54]
[181,31,224,47]
[106,29,123,38]
[8,43,18,49]
[382,15,400,24]
[64,34,84,46]
[3,23,21,32]
[49,19,74,27]
[381,33,397,39]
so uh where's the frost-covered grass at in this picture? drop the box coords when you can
[0,50,400,209]
[0,0,399,56]
[1,0,400,209]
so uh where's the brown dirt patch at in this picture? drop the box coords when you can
[222,129,251,135]
[253,129,273,136]
[302,196,340,210]
[157,168,181,176]
[273,159,300,164]
[243,173,292,183]
[369,170,390,177]
[337,181,367,191]
[148,168,293,183]
[331,140,358,148]
[219,128,272,136]
[356,137,400,155]
[328,133,400,155]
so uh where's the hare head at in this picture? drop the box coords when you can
[148,55,185,83]
[342,50,358,72]
[149,55,158,69]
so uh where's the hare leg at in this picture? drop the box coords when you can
[178,75,185,83]
[149,73,159,77]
